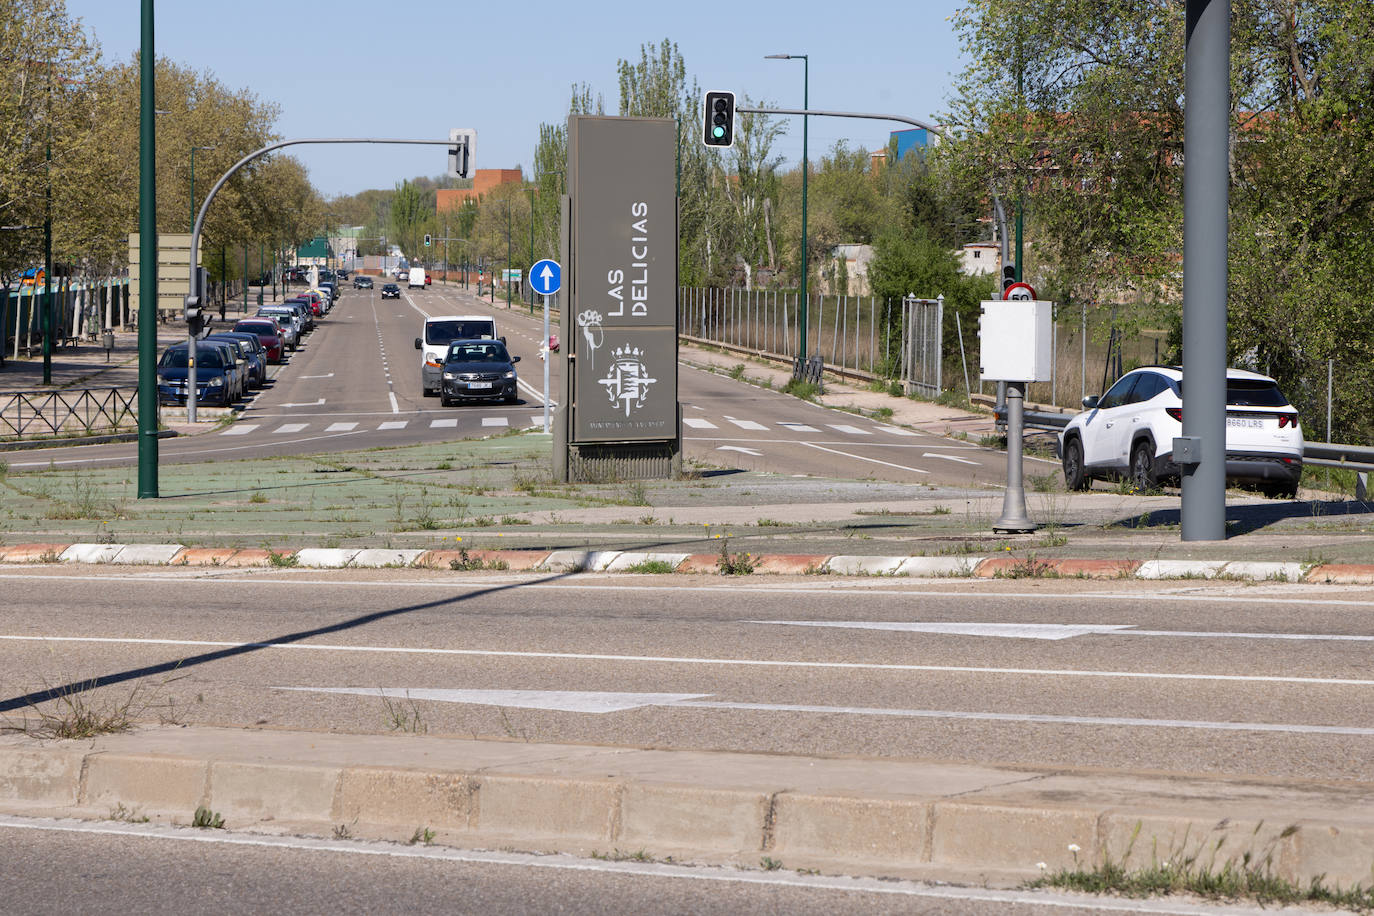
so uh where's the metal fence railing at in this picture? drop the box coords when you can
[0,388,142,440]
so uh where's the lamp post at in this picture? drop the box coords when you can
[766,52,809,362]
[136,0,158,498]
[525,187,535,315]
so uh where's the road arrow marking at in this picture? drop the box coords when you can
[279,399,326,408]
[717,445,763,457]
[300,373,335,380]
[272,686,1374,736]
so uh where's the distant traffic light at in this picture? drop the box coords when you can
[1002,264,1017,293]
[424,233,432,247]
[448,128,476,180]
[702,91,735,148]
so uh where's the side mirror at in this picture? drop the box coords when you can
[414,338,422,350]
[511,355,521,363]
[499,336,507,345]
[1082,395,1100,409]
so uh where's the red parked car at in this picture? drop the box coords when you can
[233,319,284,364]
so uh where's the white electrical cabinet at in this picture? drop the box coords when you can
[979,300,1054,382]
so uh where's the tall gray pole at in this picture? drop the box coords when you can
[136,0,158,498]
[1181,0,1230,541]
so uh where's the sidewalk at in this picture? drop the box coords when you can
[2,724,1370,887]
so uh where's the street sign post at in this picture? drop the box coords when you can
[529,258,561,434]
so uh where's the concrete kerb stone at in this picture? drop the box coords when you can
[605,552,691,572]
[541,549,619,573]
[293,548,361,568]
[0,744,86,807]
[1221,561,1305,582]
[1135,559,1231,580]
[172,547,240,567]
[350,548,425,568]
[209,760,340,824]
[825,555,906,577]
[0,543,70,563]
[896,556,986,578]
[1306,563,1374,584]
[58,543,123,564]
[111,543,185,565]
[82,754,208,818]
[753,554,828,575]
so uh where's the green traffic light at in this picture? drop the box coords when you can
[712,125,725,139]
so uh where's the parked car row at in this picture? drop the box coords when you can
[156,282,341,408]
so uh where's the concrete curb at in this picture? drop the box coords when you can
[1,726,1370,886]
[0,542,1366,584]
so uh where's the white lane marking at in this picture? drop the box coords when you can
[388,392,399,414]
[717,445,763,456]
[778,421,819,432]
[0,816,1245,913]
[828,424,872,436]
[325,422,358,432]
[725,417,768,430]
[4,635,1369,687]
[377,420,407,430]
[752,621,1136,640]
[298,373,334,379]
[800,442,930,474]
[753,620,1374,643]
[430,418,458,429]
[275,686,1374,736]
[875,425,919,437]
[219,424,258,436]
[528,414,545,428]
[278,399,326,408]
[272,423,308,434]
[683,418,718,429]
[481,417,509,427]
[923,451,981,466]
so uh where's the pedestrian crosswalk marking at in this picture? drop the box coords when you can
[325,422,358,432]
[875,425,919,437]
[430,418,459,428]
[726,418,768,431]
[683,418,718,429]
[828,424,872,436]
[778,422,818,433]
[220,424,258,436]
[377,421,408,430]
[273,423,308,434]
[481,417,509,427]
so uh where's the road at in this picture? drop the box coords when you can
[2,569,1370,782]
[4,281,1015,486]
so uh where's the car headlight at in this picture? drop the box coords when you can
[207,377,224,387]
[503,370,516,379]
[157,375,168,384]
[443,372,456,380]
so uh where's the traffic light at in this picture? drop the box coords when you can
[424,233,432,247]
[703,91,735,148]
[448,128,476,179]
[1002,264,1017,293]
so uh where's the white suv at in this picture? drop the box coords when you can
[1058,366,1303,498]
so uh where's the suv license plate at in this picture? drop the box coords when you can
[1226,417,1264,429]
[467,381,492,390]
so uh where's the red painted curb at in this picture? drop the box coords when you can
[0,543,71,563]
[753,554,830,575]
[1048,559,1141,578]
[1304,563,1374,584]
[172,548,240,567]
[226,548,281,567]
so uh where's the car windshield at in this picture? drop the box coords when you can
[159,348,224,369]
[1178,378,1290,407]
[427,321,493,344]
[446,342,510,363]
[235,322,275,335]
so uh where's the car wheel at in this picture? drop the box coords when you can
[1130,441,1158,492]
[1061,436,1088,490]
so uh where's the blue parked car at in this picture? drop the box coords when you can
[156,342,238,406]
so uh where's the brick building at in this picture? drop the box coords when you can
[436,169,524,213]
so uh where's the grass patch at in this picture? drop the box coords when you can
[728,363,745,380]
[266,549,299,567]
[781,377,820,401]
[381,692,427,733]
[623,559,677,574]
[191,806,225,829]
[1,678,178,739]
[716,539,757,576]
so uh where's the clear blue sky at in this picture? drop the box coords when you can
[68,1,968,200]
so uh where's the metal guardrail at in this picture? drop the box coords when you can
[996,405,1374,473]
[0,388,141,440]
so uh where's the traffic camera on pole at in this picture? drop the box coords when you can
[703,91,735,147]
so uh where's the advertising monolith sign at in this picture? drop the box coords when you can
[557,116,680,480]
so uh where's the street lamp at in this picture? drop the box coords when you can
[766,52,810,362]
[189,145,215,232]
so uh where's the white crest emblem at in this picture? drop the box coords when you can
[599,345,657,417]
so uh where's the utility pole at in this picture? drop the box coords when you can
[136,0,158,498]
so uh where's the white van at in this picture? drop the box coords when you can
[415,314,501,396]
[408,266,426,289]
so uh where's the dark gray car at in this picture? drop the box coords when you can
[440,339,520,406]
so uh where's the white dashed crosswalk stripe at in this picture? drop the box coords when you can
[875,425,919,437]
[273,423,308,434]
[683,418,718,429]
[778,422,818,433]
[220,424,258,436]
[727,418,768,431]
[377,421,408,430]
[828,424,872,436]
[430,418,458,428]
[325,422,358,432]
[923,451,980,465]
[481,417,509,427]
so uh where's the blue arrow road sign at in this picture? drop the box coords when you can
[529,259,561,296]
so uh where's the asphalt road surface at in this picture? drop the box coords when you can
[3,569,1371,783]
[0,817,1278,915]
[4,282,1015,486]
